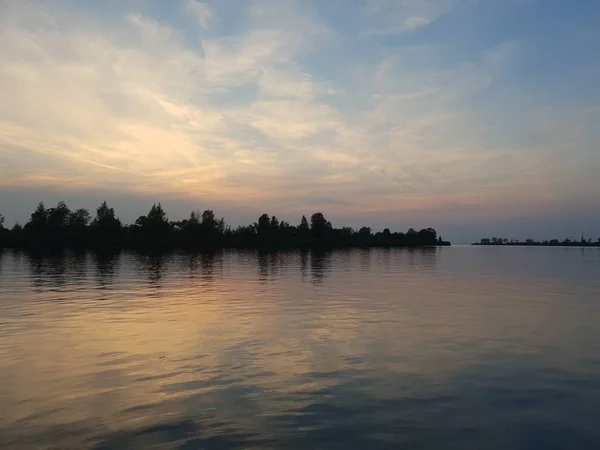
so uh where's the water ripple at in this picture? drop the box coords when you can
[1,247,599,449]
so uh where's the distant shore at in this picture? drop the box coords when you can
[473,240,600,248]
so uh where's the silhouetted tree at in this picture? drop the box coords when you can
[69,208,91,229]
[359,227,371,236]
[278,220,295,245]
[418,228,437,245]
[355,226,372,246]
[187,210,200,228]
[200,209,223,236]
[25,202,48,232]
[47,201,71,230]
[310,212,332,244]
[217,218,226,234]
[298,215,310,241]
[406,228,418,246]
[232,224,256,246]
[136,203,171,233]
[201,209,215,226]
[0,213,5,248]
[91,201,121,230]
[270,216,280,233]
[257,214,270,236]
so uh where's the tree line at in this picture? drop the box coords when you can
[0,201,449,250]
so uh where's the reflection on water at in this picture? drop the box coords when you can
[310,251,331,285]
[1,247,600,449]
[93,251,120,288]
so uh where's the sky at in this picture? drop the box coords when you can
[1,0,599,242]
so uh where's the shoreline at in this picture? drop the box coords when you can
[472,243,600,248]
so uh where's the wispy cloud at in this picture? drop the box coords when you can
[185,1,214,28]
[360,0,456,36]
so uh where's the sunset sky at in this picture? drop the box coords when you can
[1,0,599,241]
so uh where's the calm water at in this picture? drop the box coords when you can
[1,246,599,449]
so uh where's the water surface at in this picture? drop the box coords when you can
[1,246,599,449]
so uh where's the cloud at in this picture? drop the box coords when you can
[257,67,314,100]
[0,1,345,207]
[361,17,432,36]
[361,0,456,36]
[185,1,214,28]
[402,16,433,32]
